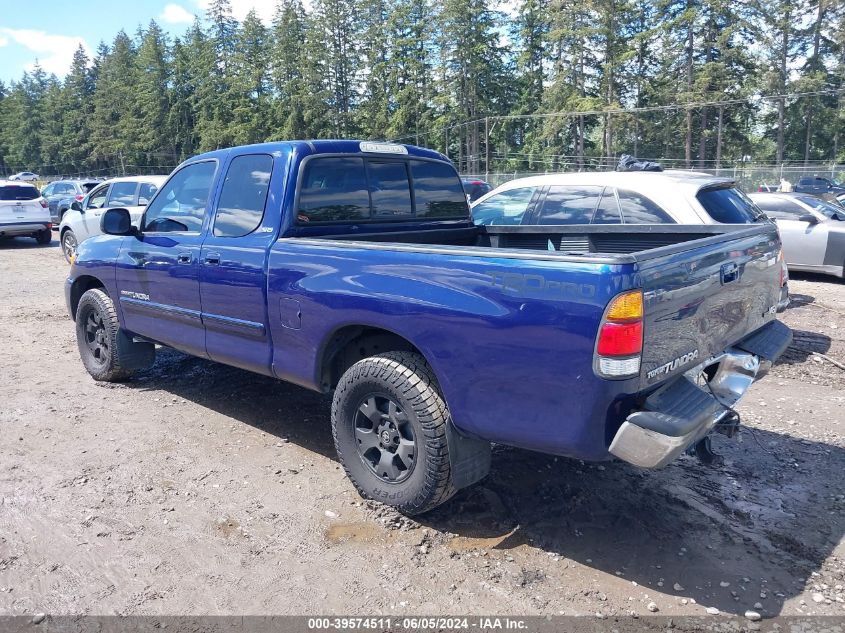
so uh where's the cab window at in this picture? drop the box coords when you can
[367,161,412,218]
[410,160,467,218]
[297,157,370,223]
[213,154,273,237]
[142,161,217,233]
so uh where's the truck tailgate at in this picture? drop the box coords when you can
[637,224,782,390]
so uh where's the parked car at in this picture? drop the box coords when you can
[65,140,790,515]
[794,176,845,196]
[0,181,52,244]
[461,178,493,202]
[59,175,167,262]
[749,192,845,279]
[471,171,790,311]
[8,171,39,182]
[41,179,101,224]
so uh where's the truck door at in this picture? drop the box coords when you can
[115,160,217,357]
[199,153,276,375]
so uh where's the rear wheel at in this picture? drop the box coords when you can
[75,288,154,381]
[61,230,78,263]
[35,229,51,245]
[332,352,456,515]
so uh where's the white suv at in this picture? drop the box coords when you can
[59,175,168,262]
[0,181,52,244]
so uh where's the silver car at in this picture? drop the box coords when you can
[749,192,845,279]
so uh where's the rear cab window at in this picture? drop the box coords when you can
[696,186,761,223]
[0,185,39,201]
[296,156,468,224]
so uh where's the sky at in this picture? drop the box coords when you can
[0,0,282,85]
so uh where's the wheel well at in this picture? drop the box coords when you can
[69,276,105,320]
[319,326,424,391]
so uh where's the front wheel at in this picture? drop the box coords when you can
[332,352,456,515]
[35,229,51,245]
[75,288,154,381]
[61,230,78,263]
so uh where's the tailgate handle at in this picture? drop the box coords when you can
[720,262,739,284]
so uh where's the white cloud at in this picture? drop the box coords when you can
[0,28,91,77]
[194,0,278,24]
[0,35,8,47]
[160,3,196,24]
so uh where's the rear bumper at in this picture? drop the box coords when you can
[609,320,792,468]
[0,221,51,236]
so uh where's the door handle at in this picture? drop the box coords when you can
[204,252,221,266]
[177,253,192,264]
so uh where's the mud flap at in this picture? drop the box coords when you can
[446,421,491,489]
[117,328,155,371]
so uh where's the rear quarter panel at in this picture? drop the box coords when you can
[267,241,641,460]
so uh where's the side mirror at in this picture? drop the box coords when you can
[798,213,819,225]
[101,208,136,236]
[71,201,83,212]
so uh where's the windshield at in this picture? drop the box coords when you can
[696,185,764,223]
[795,195,845,219]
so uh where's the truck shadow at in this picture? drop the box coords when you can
[419,430,844,616]
[128,347,843,617]
[779,329,832,363]
[133,347,336,459]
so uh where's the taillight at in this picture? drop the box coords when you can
[778,248,785,287]
[40,199,47,208]
[75,194,84,201]
[595,290,643,378]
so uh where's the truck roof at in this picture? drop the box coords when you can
[187,140,450,165]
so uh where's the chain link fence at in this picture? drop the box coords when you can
[462,162,845,193]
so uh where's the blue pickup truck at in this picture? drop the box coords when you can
[66,140,791,514]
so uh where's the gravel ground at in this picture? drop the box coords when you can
[0,237,843,619]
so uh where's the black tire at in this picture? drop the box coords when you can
[61,229,78,263]
[35,229,51,245]
[332,351,455,515]
[75,288,154,381]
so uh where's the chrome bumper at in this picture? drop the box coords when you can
[609,348,760,468]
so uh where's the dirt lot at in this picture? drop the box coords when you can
[1,237,844,619]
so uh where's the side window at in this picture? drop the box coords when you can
[107,182,138,207]
[798,178,812,186]
[138,182,159,206]
[471,187,536,225]
[86,185,109,209]
[592,189,622,224]
[42,183,54,196]
[367,161,412,218]
[142,161,217,233]
[410,160,468,218]
[58,183,76,195]
[619,189,674,223]
[297,157,369,223]
[751,197,804,220]
[537,185,603,224]
[213,154,273,238]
